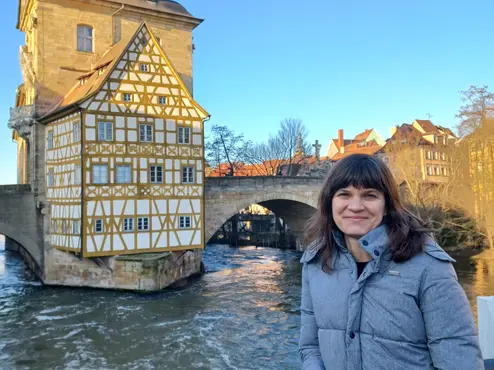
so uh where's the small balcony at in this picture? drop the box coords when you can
[8,105,36,138]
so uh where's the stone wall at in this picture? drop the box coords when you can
[34,0,199,112]
[204,176,323,249]
[0,185,44,271]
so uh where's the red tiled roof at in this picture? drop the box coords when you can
[331,141,382,161]
[353,129,373,142]
[415,119,438,133]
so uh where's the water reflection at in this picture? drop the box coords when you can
[0,242,492,369]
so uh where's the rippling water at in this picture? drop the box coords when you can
[0,237,493,369]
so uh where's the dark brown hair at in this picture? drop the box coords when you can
[305,153,429,272]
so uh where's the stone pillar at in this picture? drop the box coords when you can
[4,236,21,252]
[478,296,494,361]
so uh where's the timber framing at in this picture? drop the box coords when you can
[44,21,209,258]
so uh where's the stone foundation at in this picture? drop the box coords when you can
[42,247,204,292]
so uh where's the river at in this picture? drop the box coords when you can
[0,239,493,370]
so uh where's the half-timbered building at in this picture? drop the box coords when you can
[41,22,209,257]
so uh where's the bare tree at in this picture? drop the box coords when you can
[242,141,281,175]
[455,85,494,137]
[244,118,313,176]
[205,125,251,176]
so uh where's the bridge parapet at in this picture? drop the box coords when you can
[205,176,325,191]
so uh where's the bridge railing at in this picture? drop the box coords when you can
[0,184,32,194]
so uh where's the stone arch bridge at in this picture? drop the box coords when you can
[204,176,324,246]
[0,176,324,281]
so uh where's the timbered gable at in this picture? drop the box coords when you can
[79,23,208,120]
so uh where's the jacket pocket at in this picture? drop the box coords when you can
[361,275,426,343]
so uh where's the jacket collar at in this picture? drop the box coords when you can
[300,224,390,264]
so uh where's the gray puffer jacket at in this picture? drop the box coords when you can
[299,224,484,370]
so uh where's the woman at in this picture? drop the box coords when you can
[299,153,484,370]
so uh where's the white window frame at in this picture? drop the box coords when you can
[77,25,93,53]
[433,151,439,160]
[159,96,167,105]
[123,218,134,232]
[434,166,440,175]
[140,64,149,72]
[74,165,81,185]
[48,168,55,187]
[92,164,109,184]
[47,131,54,149]
[73,123,80,142]
[139,124,153,143]
[137,217,149,231]
[182,166,195,184]
[178,127,190,144]
[98,122,113,141]
[94,219,103,233]
[150,166,163,183]
[426,151,431,160]
[72,220,80,234]
[426,166,432,176]
[179,216,192,229]
[116,165,132,184]
[123,93,132,102]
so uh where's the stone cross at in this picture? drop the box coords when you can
[313,140,321,162]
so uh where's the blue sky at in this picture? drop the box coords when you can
[1,0,494,184]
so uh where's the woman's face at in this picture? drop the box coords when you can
[332,185,386,239]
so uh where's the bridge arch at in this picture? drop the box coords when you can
[204,176,323,248]
[0,223,43,272]
[0,185,44,275]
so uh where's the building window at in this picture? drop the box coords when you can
[426,151,431,160]
[47,131,54,149]
[61,221,67,234]
[150,166,163,183]
[182,166,195,183]
[123,93,132,102]
[74,165,81,185]
[441,152,446,161]
[434,166,440,175]
[73,123,80,142]
[98,122,113,141]
[178,127,190,144]
[139,124,153,142]
[442,167,448,176]
[123,218,134,232]
[92,164,108,184]
[116,165,131,184]
[48,168,55,187]
[137,217,149,231]
[433,151,439,160]
[159,96,167,105]
[72,220,80,234]
[179,216,192,229]
[140,64,149,72]
[94,219,103,233]
[426,166,432,176]
[77,25,93,52]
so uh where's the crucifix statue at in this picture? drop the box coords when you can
[313,140,321,162]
